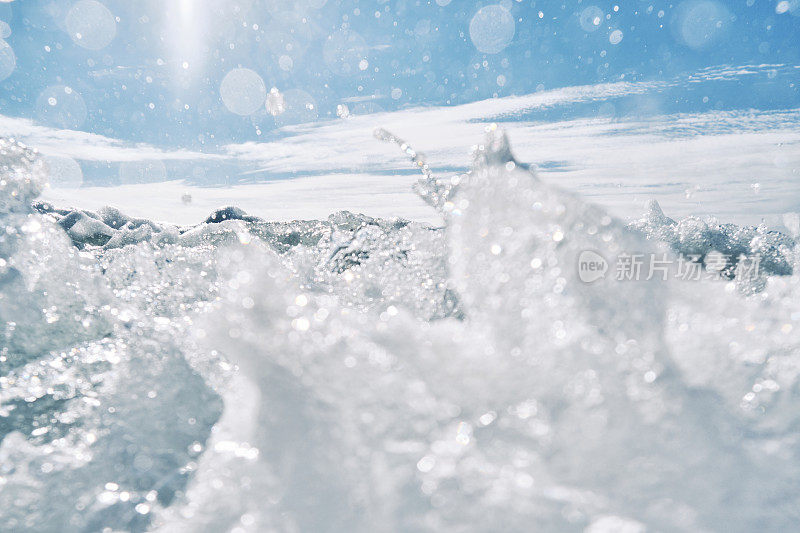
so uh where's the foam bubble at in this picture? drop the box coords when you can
[469,5,516,54]
[609,29,624,44]
[65,0,117,50]
[220,68,267,116]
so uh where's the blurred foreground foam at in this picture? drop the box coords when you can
[1,133,799,532]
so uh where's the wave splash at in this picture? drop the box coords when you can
[1,132,799,532]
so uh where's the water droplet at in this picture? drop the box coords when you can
[578,6,604,32]
[469,5,515,54]
[220,68,267,116]
[36,85,87,129]
[266,87,286,116]
[66,0,117,50]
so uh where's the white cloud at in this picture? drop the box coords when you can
[17,63,800,227]
[0,114,223,162]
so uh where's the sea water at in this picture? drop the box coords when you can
[1,131,799,532]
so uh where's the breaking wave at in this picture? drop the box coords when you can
[2,131,800,532]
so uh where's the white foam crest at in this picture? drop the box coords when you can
[153,130,800,531]
[2,133,800,532]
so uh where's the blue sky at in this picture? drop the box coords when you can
[0,0,797,155]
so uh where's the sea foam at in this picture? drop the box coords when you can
[1,133,799,532]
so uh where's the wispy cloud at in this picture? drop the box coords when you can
[221,63,800,175]
[4,62,797,213]
[0,115,223,162]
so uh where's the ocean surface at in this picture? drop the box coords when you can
[2,92,800,531]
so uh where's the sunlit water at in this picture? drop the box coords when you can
[2,126,800,532]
